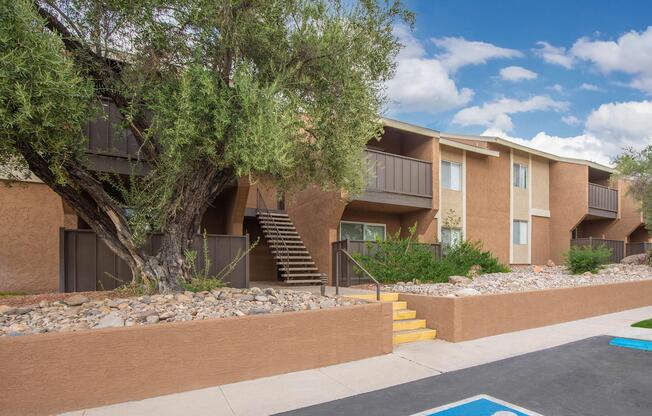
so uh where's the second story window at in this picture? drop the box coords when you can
[442,160,462,191]
[513,163,528,188]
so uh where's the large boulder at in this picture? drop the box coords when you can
[620,253,647,265]
[448,275,471,285]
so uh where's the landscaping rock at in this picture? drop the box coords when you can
[621,253,647,265]
[546,259,556,267]
[95,314,125,329]
[0,306,17,315]
[448,275,471,285]
[64,294,89,306]
[453,288,482,297]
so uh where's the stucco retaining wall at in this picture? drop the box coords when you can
[0,302,393,416]
[400,279,652,342]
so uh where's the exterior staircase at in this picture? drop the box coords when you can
[256,211,325,285]
[346,293,437,345]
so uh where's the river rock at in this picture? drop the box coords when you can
[448,275,471,285]
[64,294,89,306]
[95,314,125,329]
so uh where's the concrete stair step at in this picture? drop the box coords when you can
[256,212,289,218]
[393,328,437,345]
[393,318,426,331]
[393,309,417,320]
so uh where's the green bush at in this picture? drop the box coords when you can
[434,241,510,278]
[180,276,225,292]
[353,225,509,284]
[564,245,612,274]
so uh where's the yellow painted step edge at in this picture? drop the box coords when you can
[392,301,407,311]
[393,329,437,345]
[393,318,426,331]
[393,309,416,320]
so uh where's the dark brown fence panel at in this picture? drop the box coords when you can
[626,242,652,257]
[570,237,625,263]
[332,239,442,287]
[365,149,433,198]
[588,183,618,214]
[60,230,250,292]
[85,99,141,159]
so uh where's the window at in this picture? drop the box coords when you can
[442,160,462,191]
[513,220,528,245]
[339,221,386,242]
[513,163,528,188]
[441,227,462,248]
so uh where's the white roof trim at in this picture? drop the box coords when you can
[381,117,440,138]
[441,132,614,173]
[439,138,499,157]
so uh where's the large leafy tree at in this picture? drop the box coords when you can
[615,146,652,230]
[0,0,411,291]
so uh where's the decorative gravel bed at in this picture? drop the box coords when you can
[385,264,652,297]
[0,286,366,337]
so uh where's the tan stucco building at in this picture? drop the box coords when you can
[1,117,649,293]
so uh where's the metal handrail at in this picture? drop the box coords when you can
[256,189,291,272]
[336,246,380,301]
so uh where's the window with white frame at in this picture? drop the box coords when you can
[513,220,528,245]
[339,221,386,242]
[441,227,462,249]
[513,163,528,188]
[441,160,462,191]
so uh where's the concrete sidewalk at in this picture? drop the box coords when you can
[61,306,652,416]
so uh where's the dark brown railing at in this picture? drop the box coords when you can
[60,229,249,292]
[626,242,652,257]
[335,248,381,301]
[332,239,441,287]
[364,149,433,198]
[570,237,624,263]
[588,183,618,217]
[85,99,142,159]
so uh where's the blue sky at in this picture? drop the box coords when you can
[384,0,652,164]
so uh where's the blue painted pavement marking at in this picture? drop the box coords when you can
[411,394,542,416]
[610,337,652,351]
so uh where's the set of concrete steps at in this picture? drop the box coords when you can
[347,293,436,345]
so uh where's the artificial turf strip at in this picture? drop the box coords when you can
[631,318,652,329]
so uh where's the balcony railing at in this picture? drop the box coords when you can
[588,183,618,218]
[355,149,433,208]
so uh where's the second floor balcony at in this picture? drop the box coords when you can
[353,149,433,209]
[588,182,618,218]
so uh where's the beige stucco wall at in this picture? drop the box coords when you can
[549,162,589,264]
[0,303,393,416]
[531,156,550,211]
[605,180,645,242]
[0,181,73,293]
[531,216,551,265]
[465,143,510,264]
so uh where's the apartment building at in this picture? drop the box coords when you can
[1,113,649,293]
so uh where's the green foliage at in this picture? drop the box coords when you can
[179,276,225,293]
[354,225,509,284]
[435,241,510,278]
[564,245,612,274]
[113,279,159,298]
[0,0,93,183]
[614,146,652,232]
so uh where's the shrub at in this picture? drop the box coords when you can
[564,245,612,274]
[353,225,509,284]
[434,241,510,278]
[180,276,225,292]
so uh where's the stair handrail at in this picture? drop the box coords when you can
[336,246,381,301]
[256,188,291,273]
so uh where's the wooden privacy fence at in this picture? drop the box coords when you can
[60,229,250,292]
[626,242,652,257]
[332,239,442,287]
[570,237,625,263]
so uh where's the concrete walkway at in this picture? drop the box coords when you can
[61,306,652,416]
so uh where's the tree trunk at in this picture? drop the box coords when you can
[137,230,195,292]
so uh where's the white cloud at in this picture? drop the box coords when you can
[579,83,603,92]
[562,115,581,125]
[571,27,652,94]
[535,41,575,69]
[384,26,474,114]
[499,66,538,82]
[452,96,569,131]
[549,84,564,93]
[480,100,652,165]
[432,37,522,72]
